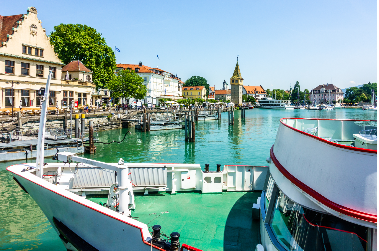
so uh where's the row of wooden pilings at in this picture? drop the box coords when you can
[141,109,151,132]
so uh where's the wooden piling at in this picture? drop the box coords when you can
[147,113,150,132]
[75,114,79,138]
[191,119,195,142]
[85,120,96,154]
[81,114,85,138]
[184,114,188,141]
[143,112,146,132]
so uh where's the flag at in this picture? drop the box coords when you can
[157,55,159,59]
[115,46,120,52]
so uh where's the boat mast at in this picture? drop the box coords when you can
[36,70,52,178]
[372,89,375,106]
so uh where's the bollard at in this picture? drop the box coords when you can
[152,225,161,241]
[75,114,79,138]
[81,114,85,138]
[217,164,221,172]
[170,232,180,251]
[205,164,209,173]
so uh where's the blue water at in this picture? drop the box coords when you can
[0,109,376,250]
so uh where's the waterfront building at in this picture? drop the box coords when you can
[310,83,344,105]
[182,86,207,100]
[215,89,231,102]
[116,62,182,106]
[60,60,96,108]
[230,58,243,105]
[0,7,95,111]
[243,85,267,100]
[208,86,215,100]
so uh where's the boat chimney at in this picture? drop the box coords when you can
[217,164,221,172]
[204,164,209,173]
[170,232,180,251]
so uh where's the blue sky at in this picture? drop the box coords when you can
[2,0,376,91]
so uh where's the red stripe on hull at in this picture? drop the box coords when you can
[280,118,377,154]
[270,146,377,223]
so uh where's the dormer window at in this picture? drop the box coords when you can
[135,68,139,73]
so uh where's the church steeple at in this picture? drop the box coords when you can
[232,57,242,79]
[230,57,243,85]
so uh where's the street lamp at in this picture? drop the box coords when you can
[5,81,20,117]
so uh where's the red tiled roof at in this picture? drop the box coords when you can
[183,86,205,91]
[210,86,215,92]
[117,64,154,73]
[244,85,266,94]
[0,14,23,45]
[117,64,181,81]
[62,60,91,72]
[215,90,231,95]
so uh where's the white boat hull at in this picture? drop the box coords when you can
[9,166,159,251]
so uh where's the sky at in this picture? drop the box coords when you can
[1,0,377,91]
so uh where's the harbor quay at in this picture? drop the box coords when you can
[0,105,227,162]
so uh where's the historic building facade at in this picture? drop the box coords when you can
[243,85,267,100]
[0,7,95,111]
[116,62,182,105]
[182,86,207,100]
[230,58,243,105]
[215,89,231,102]
[310,83,344,105]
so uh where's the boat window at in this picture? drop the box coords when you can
[267,187,367,251]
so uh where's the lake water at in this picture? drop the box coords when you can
[0,108,376,250]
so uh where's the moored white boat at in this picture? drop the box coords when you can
[258,97,286,109]
[260,118,377,250]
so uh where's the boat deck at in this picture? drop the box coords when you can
[88,191,261,251]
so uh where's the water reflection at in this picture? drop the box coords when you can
[0,160,65,250]
[184,142,195,163]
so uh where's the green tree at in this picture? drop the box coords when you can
[272,89,283,100]
[107,69,147,100]
[283,91,290,100]
[266,89,271,97]
[291,81,301,102]
[50,24,116,89]
[184,76,209,95]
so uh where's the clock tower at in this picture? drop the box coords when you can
[230,57,243,105]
